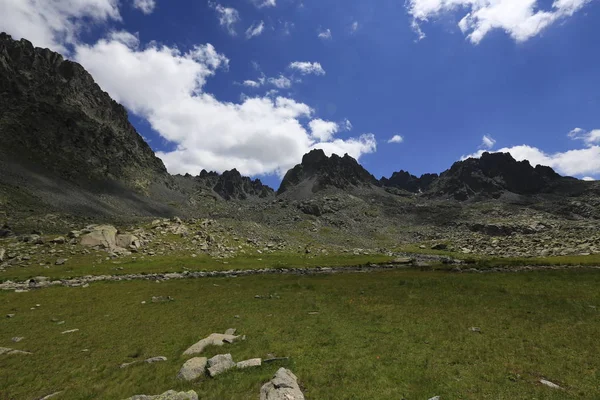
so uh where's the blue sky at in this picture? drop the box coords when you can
[2,0,600,188]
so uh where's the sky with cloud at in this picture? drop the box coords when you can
[1,0,599,187]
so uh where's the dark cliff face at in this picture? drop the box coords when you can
[277,149,379,195]
[380,170,439,193]
[0,33,167,189]
[194,169,274,200]
[428,152,562,200]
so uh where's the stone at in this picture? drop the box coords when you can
[0,347,32,355]
[123,390,199,400]
[80,225,118,249]
[55,259,67,266]
[145,356,167,364]
[224,328,237,335]
[151,296,174,303]
[540,379,562,389]
[431,243,448,250]
[11,337,24,342]
[207,353,236,377]
[6,313,15,318]
[469,327,482,333]
[116,234,141,249]
[236,358,261,369]
[260,368,305,400]
[177,357,207,381]
[39,392,62,400]
[183,333,240,356]
[61,329,79,334]
[0,248,5,262]
[428,397,441,400]
[51,237,66,244]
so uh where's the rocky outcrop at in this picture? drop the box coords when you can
[278,149,378,195]
[213,169,274,200]
[260,368,305,400]
[380,170,438,193]
[428,152,563,200]
[0,33,167,189]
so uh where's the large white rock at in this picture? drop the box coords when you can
[207,353,235,377]
[79,225,117,249]
[237,358,261,369]
[116,233,140,249]
[124,390,198,400]
[177,357,207,381]
[260,368,305,400]
[182,333,240,356]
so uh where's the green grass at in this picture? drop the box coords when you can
[1,269,599,399]
[0,252,396,282]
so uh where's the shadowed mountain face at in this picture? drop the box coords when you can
[196,169,274,200]
[277,149,379,195]
[380,171,439,193]
[427,152,564,200]
[0,33,167,189]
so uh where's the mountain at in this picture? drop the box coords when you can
[427,152,565,200]
[277,149,379,196]
[0,33,167,189]
[198,169,274,200]
[380,170,439,193]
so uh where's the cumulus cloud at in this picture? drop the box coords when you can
[318,28,332,40]
[351,21,359,33]
[463,145,600,178]
[568,127,600,146]
[388,135,404,144]
[243,80,261,88]
[74,34,376,176]
[481,134,496,149]
[245,21,265,39]
[0,0,121,53]
[133,0,156,14]
[309,119,339,142]
[252,0,276,7]
[267,75,292,89]
[289,61,326,75]
[210,2,239,36]
[582,176,595,181]
[407,0,592,43]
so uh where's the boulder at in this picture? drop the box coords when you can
[237,358,261,369]
[0,347,32,355]
[182,333,240,356]
[260,368,305,400]
[123,390,198,400]
[79,225,117,249]
[177,357,207,381]
[0,248,4,262]
[207,353,235,377]
[116,234,141,249]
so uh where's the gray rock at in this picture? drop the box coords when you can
[61,329,79,334]
[260,368,305,400]
[145,356,167,363]
[428,397,441,400]
[183,333,240,356]
[207,353,236,377]
[237,358,261,369]
[80,225,118,249]
[51,237,66,244]
[0,248,5,262]
[55,259,67,266]
[540,379,562,389]
[116,234,141,249]
[224,328,237,335]
[123,390,198,400]
[0,347,32,355]
[38,392,62,400]
[177,357,207,381]
[11,337,24,342]
[6,313,15,318]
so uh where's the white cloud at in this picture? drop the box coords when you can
[289,61,326,75]
[245,21,265,39]
[388,135,404,144]
[582,176,595,181]
[309,119,339,142]
[74,33,376,176]
[463,145,600,177]
[351,21,359,33]
[252,0,276,7]
[210,2,239,36]
[568,127,600,146]
[243,80,261,88]
[0,0,121,53]
[267,75,292,89]
[133,0,156,14]
[318,28,332,40]
[407,0,592,44]
[481,134,496,149]
[343,119,353,131]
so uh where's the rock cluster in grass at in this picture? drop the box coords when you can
[0,346,32,355]
[260,367,305,400]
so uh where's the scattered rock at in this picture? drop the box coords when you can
[38,392,62,400]
[207,353,236,377]
[428,397,441,400]
[11,337,24,342]
[55,259,67,266]
[6,314,15,318]
[224,328,237,335]
[123,389,198,400]
[177,357,207,381]
[61,329,79,334]
[183,333,240,356]
[260,367,305,400]
[80,225,118,249]
[0,248,5,262]
[469,327,482,333]
[540,379,562,389]
[51,237,66,244]
[151,296,174,303]
[0,347,32,355]
[431,243,448,250]
[237,358,261,369]
[145,356,167,364]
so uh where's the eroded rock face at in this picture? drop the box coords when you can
[260,368,305,400]
[380,170,438,193]
[278,149,379,195]
[0,33,167,187]
[79,225,117,249]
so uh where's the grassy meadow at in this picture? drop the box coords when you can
[1,268,599,399]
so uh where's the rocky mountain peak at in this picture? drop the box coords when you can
[429,152,562,200]
[0,32,167,189]
[193,169,273,200]
[380,170,439,193]
[277,149,379,195]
